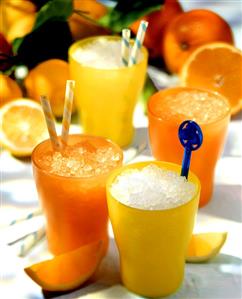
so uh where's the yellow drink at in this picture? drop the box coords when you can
[107,161,200,297]
[69,36,148,147]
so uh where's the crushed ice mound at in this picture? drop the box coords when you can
[110,164,196,210]
[72,38,142,69]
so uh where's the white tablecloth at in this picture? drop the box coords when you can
[0,103,241,298]
[1,1,242,294]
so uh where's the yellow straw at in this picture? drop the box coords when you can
[129,20,148,66]
[61,80,75,147]
[40,95,61,151]
[121,29,131,66]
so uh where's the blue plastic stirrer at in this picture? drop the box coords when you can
[178,120,203,179]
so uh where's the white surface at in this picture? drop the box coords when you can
[0,107,241,299]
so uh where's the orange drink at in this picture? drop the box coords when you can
[107,161,200,297]
[69,36,148,147]
[148,87,230,207]
[32,134,123,255]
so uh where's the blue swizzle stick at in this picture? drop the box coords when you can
[178,120,203,179]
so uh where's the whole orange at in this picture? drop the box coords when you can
[0,0,36,35]
[162,9,234,73]
[68,0,108,41]
[24,59,70,117]
[0,74,23,107]
[7,13,36,42]
[130,0,183,58]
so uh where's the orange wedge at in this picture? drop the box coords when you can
[181,42,242,115]
[186,232,227,263]
[24,241,103,291]
[0,99,48,156]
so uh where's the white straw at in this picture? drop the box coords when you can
[61,80,75,147]
[129,20,148,66]
[9,209,42,226]
[121,29,131,66]
[14,226,46,257]
[40,95,61,151]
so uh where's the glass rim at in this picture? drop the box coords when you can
[68,35,148,71]
[106,160,201,213]
[147,87,231,127]
[32,134,123,181]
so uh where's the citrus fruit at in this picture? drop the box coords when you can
[7,13,36,42]
[0,74,23,107]
[0,0,36,35]
[162,9,234,73]
[24,59,70,117]
[181,42,242,115]
[68,0,108,41]
[186,232,227,263]
[130,0,183,58]
[24,240,103,291]
[0,99,48,157]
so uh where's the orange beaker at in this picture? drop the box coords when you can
[148,87,230,206]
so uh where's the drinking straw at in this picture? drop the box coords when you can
[40,95,61,151]
[121,28,131,66]
[13,226,46,257]
[61,80,75,147]
[178,120,203,179]
[129,20,148,66]
[9,209,42,226]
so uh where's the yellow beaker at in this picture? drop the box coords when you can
[106,161,200,297]
[69,36,148,147]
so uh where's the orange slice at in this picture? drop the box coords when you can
[24,241,103,291]
[186,232,227,263]
[181,42,242,115]
[0,99,48,156]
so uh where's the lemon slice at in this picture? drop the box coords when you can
[186,232,227,263]
[0,98,48,157]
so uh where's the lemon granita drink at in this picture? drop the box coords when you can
[148,87,230,207]
[32,134,123,255]
[69,36,148,147]
[107,161,200,298]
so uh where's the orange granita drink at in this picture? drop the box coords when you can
[32,134,123,255]
[148,87,230,207]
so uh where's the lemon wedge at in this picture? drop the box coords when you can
[186,232,228,263]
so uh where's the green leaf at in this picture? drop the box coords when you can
[99,0,164,32]
[33,0,73,31]
[12,38,23,53]
[12,0,73,53]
